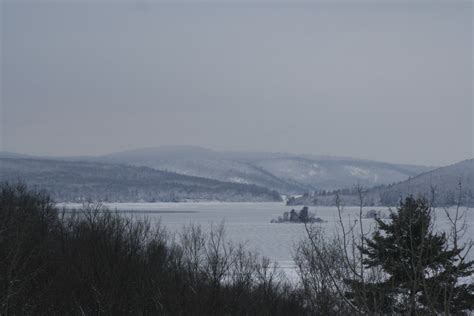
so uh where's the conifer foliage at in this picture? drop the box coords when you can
[348,196,474,314]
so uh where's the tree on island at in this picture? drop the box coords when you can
[346,196,474,314]
[299,206,309,222]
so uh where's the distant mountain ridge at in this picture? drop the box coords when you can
[0,151,36,159]
[95,146,434,193]
[372,158,474,206]
[0,147,435,198]
[287,159,474,207]
[0,157,282,203]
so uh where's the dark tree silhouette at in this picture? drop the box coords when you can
[348,196,474,314]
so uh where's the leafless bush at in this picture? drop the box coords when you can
[295,225,352,314]
[0,182,310,315]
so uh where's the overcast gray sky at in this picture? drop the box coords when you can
[1,0,472,166]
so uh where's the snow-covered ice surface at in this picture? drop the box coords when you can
[60,202,474,281]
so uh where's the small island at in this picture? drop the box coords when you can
[271,206,327,224]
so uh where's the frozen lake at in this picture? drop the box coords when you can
[60,202,474,278]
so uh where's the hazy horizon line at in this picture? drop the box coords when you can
[2,144,469,168]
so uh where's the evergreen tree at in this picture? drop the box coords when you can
[348,196,474,314]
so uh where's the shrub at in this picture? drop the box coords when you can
[0,182,309,315]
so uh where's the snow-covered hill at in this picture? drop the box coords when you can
[288,159,474,207]
[371,158,474,206]
[0,157,282,202]
[97,146,433,193]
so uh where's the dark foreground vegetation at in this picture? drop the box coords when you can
[0,183,302,315]
[1,182,474,315]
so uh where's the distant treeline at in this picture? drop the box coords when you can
[41,182,283,203]
[287,185,474,207]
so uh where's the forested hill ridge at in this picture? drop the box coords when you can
[94,146,433,193]
[288,159,474,207]
[373,158,474,206]
[0,158,282,203]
